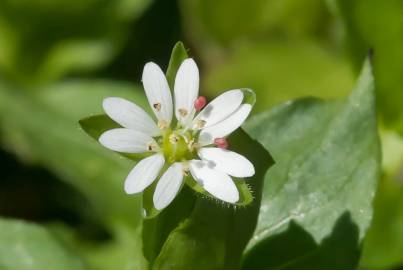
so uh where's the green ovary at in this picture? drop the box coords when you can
[161,128,197,163]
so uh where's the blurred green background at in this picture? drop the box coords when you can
[0,0,402,269]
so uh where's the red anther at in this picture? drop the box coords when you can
[214,138,228,149]
[194,96,207,111]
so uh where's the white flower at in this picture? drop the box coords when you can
[99,59,255,211]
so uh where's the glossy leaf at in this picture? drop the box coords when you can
[242,60,380,269]
[0,218,84,270]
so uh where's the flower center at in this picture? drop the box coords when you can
[160,128,197,163]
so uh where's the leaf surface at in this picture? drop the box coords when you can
[242,60,380,269]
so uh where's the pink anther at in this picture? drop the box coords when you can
[214,138,228,149]
[194,96,207,111]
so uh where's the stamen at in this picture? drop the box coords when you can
[158,120,168,130]
[182,163,190,176]
[147,142,158,151]
[153,103,162,111]
[195,120,206,129]
[214,138,228,149]
[188,139,200,151]
[194,96,206,111]
[169,133,179,144]
[178,108,188,117]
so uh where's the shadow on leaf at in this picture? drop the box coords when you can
[242,212,360,270]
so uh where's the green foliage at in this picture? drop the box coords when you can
[0,81,147,229]
[0,0,399,266]
[180,0,329,44]
[242,60,380,269]
[331,0,403,135]
[204,41,354,113]
[0,219,84,270]
[152,130,273,270]
[360,131,403,269]
[51,223,148,270]
[0,0,150,85]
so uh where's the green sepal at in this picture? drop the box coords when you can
[166,41,189,89]
[79,114,152,161]
[142,179,163,220]
[241,88,256,106]
[185,176,253,206]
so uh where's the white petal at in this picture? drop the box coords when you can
[198,148,255,177]
[99,128,157,153]
[153,163,184,210]
[124,154,165,194]
[142,62,173,124]
[174,59,199,126]
[189,160,239,203]
[199,104,252,146]
[193,89,243,129]
[103,97,160,136]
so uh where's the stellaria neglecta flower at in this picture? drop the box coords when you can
[98,59,255,211]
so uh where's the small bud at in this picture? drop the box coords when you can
[214,138,228,149]
[194,96,207,111]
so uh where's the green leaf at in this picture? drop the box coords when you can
[0,218,84,270]
[331,0,403,135]
[152,130,273,270]
[242,59,380,269]
[0,80,147,231]
[49,222,148,270]
[204,40,354,114]
[180,0,330,45]
[0,0,151,85]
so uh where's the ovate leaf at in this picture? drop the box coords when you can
[0,218,84,270]
[242,59,380,269]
